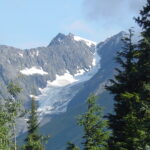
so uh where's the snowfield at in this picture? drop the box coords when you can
[20,67,48,75]
[37,47,101,116]
[73,35,96,47]
[47,72,78,87]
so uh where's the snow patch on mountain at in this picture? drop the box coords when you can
[20,67,48,75]
[37,47,100,116]
[36,51,39,56]
[18,53,23,57]
[47,72,77,87]
[73,35,96,47]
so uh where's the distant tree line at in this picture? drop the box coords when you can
[0,0,150,149]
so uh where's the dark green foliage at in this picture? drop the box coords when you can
[106,29,140,150]
[107,29,137,94]
[0,105,11,150]
[67,142,80,150]
[7,81,22,98]
[106,28,149,149]
[134,0,150,148]
[6,82,22,150]
[23,98,49,150]
[0,82,22,150]
[135,0,150,91]
[107,1,150,149]
[78,95,109,150]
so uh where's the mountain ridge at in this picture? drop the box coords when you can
[17,31,124,150]
[0,33,96,103]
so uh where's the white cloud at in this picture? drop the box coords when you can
[83,0,146,21]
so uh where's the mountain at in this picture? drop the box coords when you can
[0,31,124,149]
[39,31,124,150]
[0,33,96,105]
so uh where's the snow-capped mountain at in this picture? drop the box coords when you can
[0,33,96,105]
[0,31,124,150]
[39,31,124,150]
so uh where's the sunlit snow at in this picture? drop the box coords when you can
[73,35,96,47]
[47,72,77,87]
[20,67,48,75]
[37,47,101,116]
[36,51,39,56]
[18,53,23,57]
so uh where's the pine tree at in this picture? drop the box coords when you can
[106,1,150,149]
[78,95,109,150]
[0,104,11,150]
[106,29,142,149]
[6,82,22,150]
[134,0,150,148]
[67,142,80,150]
[135,0,150,91]
[23,98,49,150]
[0,82,22,150]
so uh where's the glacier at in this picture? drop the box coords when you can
[37,46,100,116]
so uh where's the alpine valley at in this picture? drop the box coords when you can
[0,31,124,150]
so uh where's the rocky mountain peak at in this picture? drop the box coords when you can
[97,31,125,48]
[68,33,75,39]
[48,32,96,48]
[48,33,67,46]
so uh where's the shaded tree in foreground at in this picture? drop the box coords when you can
[78,95,109,150]
[23,98,49,150]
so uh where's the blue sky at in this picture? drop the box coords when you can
[0,0,145,49]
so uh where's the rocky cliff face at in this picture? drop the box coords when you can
[41,31,125,150]
[0,33,96,105]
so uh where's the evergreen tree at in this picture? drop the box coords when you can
[106,29,142,149]
[6,82,22,150]
[134,0,150,148]
[135,0,150,92]
[23,98,49,150]
[67,142,80,150]
[106,1,150,149]
[78,95,109,150]
[0,104,11,150]
[0,82,22,150]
